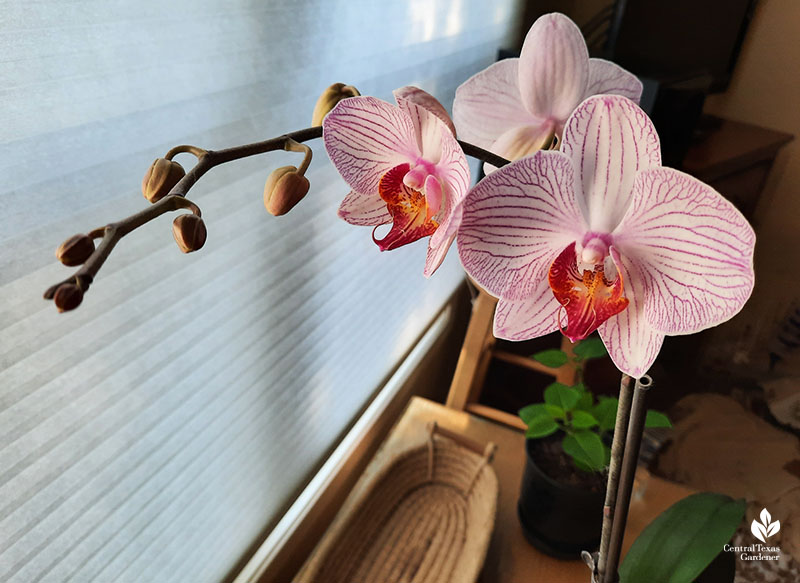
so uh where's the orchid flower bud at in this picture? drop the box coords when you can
[172,214,207,253]
[311,83,360,126]
[142,158,185,203]
[54,283,83,312]
[263,166,310,216]
[56,234,95,266]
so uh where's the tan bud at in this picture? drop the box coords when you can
[142,158,185,203]
[311,83,361,126]
[56,234,95,266]
[172,214,207,253]
[264,166,310,216]
[54,283,83,312]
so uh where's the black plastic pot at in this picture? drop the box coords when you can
[517,437,605,559]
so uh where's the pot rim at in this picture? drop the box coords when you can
[524,437,606,497]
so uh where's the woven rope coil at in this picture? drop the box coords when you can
[302,426,498,583]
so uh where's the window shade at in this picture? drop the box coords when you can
[0,1,522,581]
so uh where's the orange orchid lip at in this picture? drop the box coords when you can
[548,242,629,342]
[373,163,439,251]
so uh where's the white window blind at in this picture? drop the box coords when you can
[0,1,522,582]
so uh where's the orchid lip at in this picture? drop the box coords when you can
[373,163,439,251]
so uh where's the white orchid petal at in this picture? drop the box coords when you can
[493,292,561,341]
[453,59,541,150]
[518,13,589,122]
[561,95,661,233]
[394,86,456,136]
[615,168,755,335]
[338,190,391,226]
[458,151,586,300]
[483,121,556,174]
[585,58,644,103]
[395,92,444,163]
[323,96,419,194]
[598,248,665,378]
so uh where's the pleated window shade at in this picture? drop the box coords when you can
[0,1,522,581]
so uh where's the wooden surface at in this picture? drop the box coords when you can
[297,397,696,583]
[683,117,793,182]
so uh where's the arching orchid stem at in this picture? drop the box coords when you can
[601,375,654,583]
[44,123,508,308]
[596,374,634,582]
[165,144,208,159]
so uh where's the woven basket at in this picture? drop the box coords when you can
[301,422,499,583]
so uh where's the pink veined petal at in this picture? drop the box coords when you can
[457,151,587,301]
[493,288,562,341]
[518,13,589,123]
[598,247,665,378]
[453,59,541,150]
[561,95,661,233]
[395,96,445,164]
[584,58,644,103]
[483,120,557,174]
[424,129,471,277]
[323,96,419,194]
[394,86,456,136]
[613,167,756,335]
[338,190,392,226]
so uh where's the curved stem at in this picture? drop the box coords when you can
[45,124,509,304]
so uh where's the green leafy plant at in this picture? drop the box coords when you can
[518,336,671,473]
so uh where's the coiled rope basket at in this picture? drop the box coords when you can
[300,422,499,583]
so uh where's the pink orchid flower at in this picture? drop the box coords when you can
[323,86,470,277]
[458,95,755,377]
[453,12,642,163]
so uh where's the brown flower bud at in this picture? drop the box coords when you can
[264,166,310,216]
[172,214,207,253]
[311,83,360,126]
[55,234,95,266]
[142,158,185,203]
[53,283,83,312]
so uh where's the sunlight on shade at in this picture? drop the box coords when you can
[445,0,464,37]
[408,0,436,43]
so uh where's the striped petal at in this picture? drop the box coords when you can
[598,248,665,378]
[518,13,589,123]
[425,119,471,277]
[484,120,556,173]
[323,96,419,194]
[394,86,456,136]
[395,91,444,163]
[457,151,587,300]
[453,59,541,151]
[561,95,661,234]
[338,190,391,226]
[493,289,561,341]
[584,58,644,104]
[614,167,756,334]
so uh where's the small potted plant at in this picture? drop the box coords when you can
[517,336,671,558]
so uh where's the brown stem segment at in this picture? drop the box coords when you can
[44,124,510,305]
[601,375,653,583]
[596,374,634,581]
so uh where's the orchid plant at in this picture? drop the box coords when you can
[44,11,757,583]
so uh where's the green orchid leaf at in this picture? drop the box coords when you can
[573,337,607,360]
[619,493,746,583]
[594,397,619,432]
[562,430,605,471]
[645,410,672,428]
[525,415,559,439]
[519,403,548,425]
[571,410,599,429]
[544,383,581,412]
[531,349,569,368]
